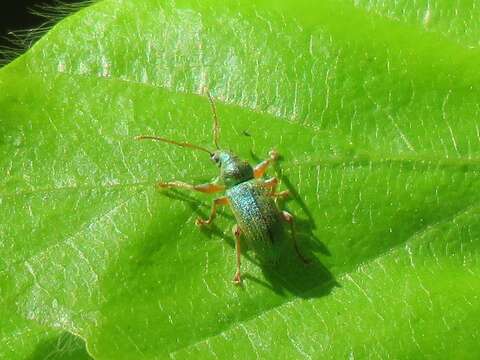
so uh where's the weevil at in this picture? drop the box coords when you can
[136,91,308,284]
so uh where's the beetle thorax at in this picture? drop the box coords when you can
[215,151,254,188]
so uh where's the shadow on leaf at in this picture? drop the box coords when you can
[28,331,92,360]
[241,150,338,298]
[134,151,337,299]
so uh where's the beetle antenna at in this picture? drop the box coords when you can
[205,88,220,149]
[135,135,213,156]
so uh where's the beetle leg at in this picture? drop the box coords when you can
[271,190,290,198]
[195,196,229,226]
[262,177,279,194]
[280,211,310,264]
[253,150,279,178]
[232,224,243,285]
[157,181,224,193]
[263,177,289,201]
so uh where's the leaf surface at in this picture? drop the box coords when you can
[1,0,479,358]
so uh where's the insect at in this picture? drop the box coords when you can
[136,91,307,284]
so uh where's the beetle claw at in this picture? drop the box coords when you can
[195,218,207,227]
[232,271,242,285]
[269,149,279,161]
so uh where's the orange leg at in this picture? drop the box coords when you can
[232,224,243,284]
[271,190,290,198]
[195,197,229,226]
[262,177,278,193]
[157,181,224,193]
[263,177,290,199]
[254,150,279,178]
[281,210,309,264]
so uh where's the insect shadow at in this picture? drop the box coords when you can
[148,186,337,300]
[136,172,336,300]
[158,188,261,265]
[162,189,230,234]
[134,188,230,265]
[27,331,90,360]
[240,151,337,299]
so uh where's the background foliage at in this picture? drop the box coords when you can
[1,0,479,358]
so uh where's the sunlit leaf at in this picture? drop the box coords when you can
[1,0,479,358]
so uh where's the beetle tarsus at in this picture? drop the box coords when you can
[195,218,209,227]
[254,151,279,178]
[281,210,310,264]
[272,190,290,198]
[232,224,243,285]
[269,149,279,161]
[232,271,242,285]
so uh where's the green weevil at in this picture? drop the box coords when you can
[136,91,307,284]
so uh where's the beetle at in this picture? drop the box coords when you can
[136,91,308,284]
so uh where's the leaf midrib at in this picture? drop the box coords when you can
[2,155,479,198]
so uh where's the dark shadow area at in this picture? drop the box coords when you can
[136,149,337,299]
[162,188,236,233]
[28,331,92,360]
[159,189,261,265]
[244,150,338,299]
[251,239,337,299]
[0,0,89,64]
[250,149,316,225]
[92,155,338,356]
[238,212,338,299]
[135,188,248,267]
[135,188,220,264]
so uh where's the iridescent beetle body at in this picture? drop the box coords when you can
[137,91,307,284]
[217,152,283,261]
[226,178,284,263]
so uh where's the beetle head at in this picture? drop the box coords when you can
[212,150,254,187]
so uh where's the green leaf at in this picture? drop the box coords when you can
[1,0,479,358]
